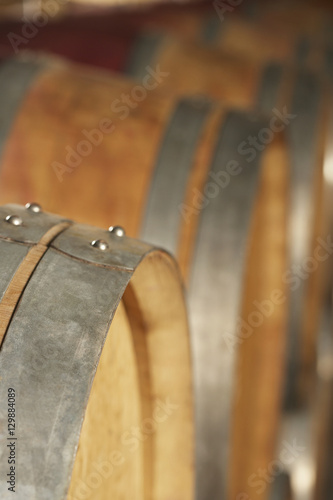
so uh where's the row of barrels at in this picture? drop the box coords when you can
[0,1,332,499]
[1,2,333,71]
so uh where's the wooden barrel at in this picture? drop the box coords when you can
[0,203,193,500]
[0,55,289,500]
[143,1,333,66]
[0,16,327,407]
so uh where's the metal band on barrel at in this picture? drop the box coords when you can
[141,97,212,254]
[257,63,322,408]
[125,33,165,81]
[284,68,322,408]
[0,215,154,500]
[189,111,266,500]
[256,63,284,112]
[268,472,292,500]
[0,203,70,309]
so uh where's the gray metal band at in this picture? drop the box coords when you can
[283,68,322,409]
[269,473,291,500]
[0,218,154,500]
[256,63,284,113]
[295,37,311,66]
[189,111,267,500]
[124,33,165,81]
[324,20,333,78]
[201,15,222,45]
[0,59,44,161]
[53,222,151,269]
[257,63,322,408]
[325,45,333,81]
[141,97,212,254]
[0,203,69,305]
[0,204,70,244]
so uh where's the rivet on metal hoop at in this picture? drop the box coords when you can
[108,226,126,237]
[5,215,23,226]
[25,202,42,213]
[91,239,109,251]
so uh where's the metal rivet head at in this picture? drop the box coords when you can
[5,215,23,226]
[91,239,109,251]
[25,202,42,213]
[108,226,126,237]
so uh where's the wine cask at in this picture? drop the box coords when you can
[0,203,193,500]
[0,55,289,500]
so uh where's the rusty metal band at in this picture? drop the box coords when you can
[125,33,165,81]
[0,213,155,499]
[189,111,266,500]
[141,97,212,254]
[0,59,44,161]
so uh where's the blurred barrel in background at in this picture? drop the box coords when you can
[0,54,289,500]
[22,0,330,69]
[1,5,332,69]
